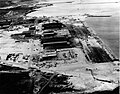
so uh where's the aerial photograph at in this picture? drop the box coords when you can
[0,0,119,94]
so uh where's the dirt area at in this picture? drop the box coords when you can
[0,0,119,94]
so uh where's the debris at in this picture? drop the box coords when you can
[0,1,119,94]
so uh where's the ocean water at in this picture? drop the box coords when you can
[86,14,119,58]
[0,0,119,59]
[27,0,120,58]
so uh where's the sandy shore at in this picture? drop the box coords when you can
[27,0,119,58]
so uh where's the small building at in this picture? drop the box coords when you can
[42,22,64,30]
[41,36,70,44]
[40,51,57,61]
[43,41,70,49]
